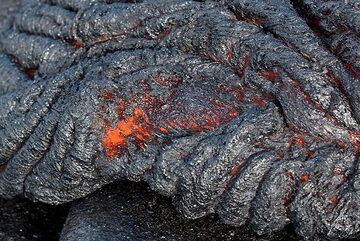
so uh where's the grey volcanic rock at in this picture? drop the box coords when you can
[0,0,359,240]
[0,197,70,241]
[60,181,297,241]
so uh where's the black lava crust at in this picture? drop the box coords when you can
[0,0,359,240]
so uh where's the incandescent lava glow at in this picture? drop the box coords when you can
[99,87,242,159]
[103,107,153,158]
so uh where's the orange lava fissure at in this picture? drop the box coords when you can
[68,39,84,48]
[230,165,243,176]
[300,174,309,182]
[330,196,338,204]
[102,107,153,158]
[261,71,280,82]
[99,86,243,158]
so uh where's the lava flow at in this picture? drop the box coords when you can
[102,107,153,158]
[99,90,241,158]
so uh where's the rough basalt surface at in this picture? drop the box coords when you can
[60,181,298,241]
[0,0,359,240]
[0,196,69,241]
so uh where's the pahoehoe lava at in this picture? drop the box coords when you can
[0,0,359,240]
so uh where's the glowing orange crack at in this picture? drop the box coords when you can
[100,91,241,158]
[103,107,153,158]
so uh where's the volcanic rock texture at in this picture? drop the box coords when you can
[59,181,298,241]
[0,0,359,240]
